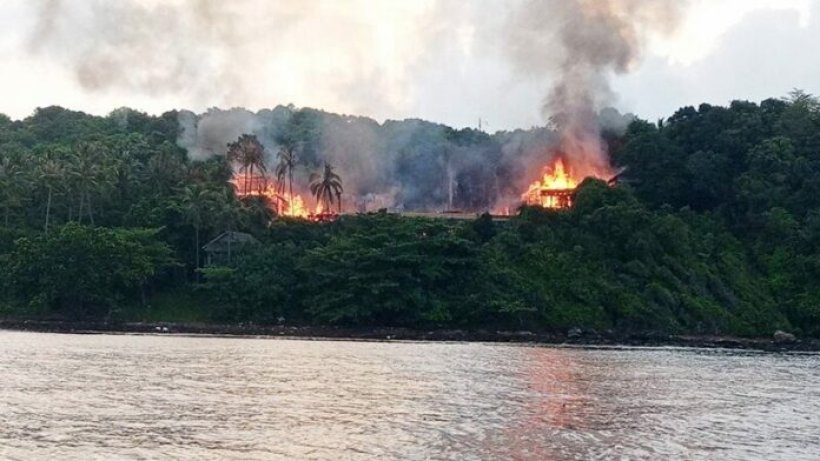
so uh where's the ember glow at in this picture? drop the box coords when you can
[231,174,313,219]
[522,152,619,210]
[522,158,579,209]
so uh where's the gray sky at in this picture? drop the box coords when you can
[0,0,818,130]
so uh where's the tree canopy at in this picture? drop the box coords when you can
[1,95,820,337]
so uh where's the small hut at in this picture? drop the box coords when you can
[202,231,260,266]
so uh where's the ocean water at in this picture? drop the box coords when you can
[1,331,818,460]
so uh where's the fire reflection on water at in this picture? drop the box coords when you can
[524,348,590,431]
[482,347,594,460]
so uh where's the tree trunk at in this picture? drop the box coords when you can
[194,226,200,282]
[45,186,52,233]
[77,191,84,224]
[289,171,294,212]
[249,164,254,193]
[227,230,232,264]
[87,192,94,226]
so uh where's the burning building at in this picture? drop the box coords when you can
[522,158,578,209]
[231,171,342,222]
[231,173,311,219]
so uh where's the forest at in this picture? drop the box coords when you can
[1,91,820,337]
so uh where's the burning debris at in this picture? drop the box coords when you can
[523,158,578,209]
[231,172,330,221]
[27,1,685,218]
[507,0,684,211]
[173,0,684,217]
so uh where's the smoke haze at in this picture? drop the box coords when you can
[26,0,449,121]
[24,0,683,211]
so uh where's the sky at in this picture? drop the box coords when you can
[0,0,818,131]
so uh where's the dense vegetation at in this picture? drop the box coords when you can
[2,92,820,336]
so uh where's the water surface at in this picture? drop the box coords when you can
[1,331,818,460]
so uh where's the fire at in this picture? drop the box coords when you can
[282,194,309,218]
[230,174,315,219]
[522,158,579,209]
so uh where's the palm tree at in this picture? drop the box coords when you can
[112,150,144,211]
[148,147,185,193]
[37,149,66,233]
[212,188,244,263]
[66,141,118,226]
[228,135,266,194]
[0,153,24,227]
[179,184,214,280]
[275,144,297,211]
[309,163,343,212]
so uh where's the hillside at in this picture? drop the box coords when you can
[1,92,819,337]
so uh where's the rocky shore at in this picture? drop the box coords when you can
[2,319,818,352]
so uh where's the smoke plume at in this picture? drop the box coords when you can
[24,0,687,212]
[505,0,687,178]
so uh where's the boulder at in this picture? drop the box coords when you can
[773,330,796,343]
[567,327,583,339]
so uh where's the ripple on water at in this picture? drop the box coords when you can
[1,331,819,460]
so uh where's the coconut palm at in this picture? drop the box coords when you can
[228,134,266,194]
[147,147,185,193]
[309,163,343,212]
[71,141,114,225]
[211,188,244,263]
[0,153,25,227]
[37,151,64,233]
[112,150,144,210]
[275,144,297,209]
[179,184,214,279]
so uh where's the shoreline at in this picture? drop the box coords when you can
[2,319,818,352]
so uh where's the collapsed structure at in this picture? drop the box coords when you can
[232,173,339,221]
[522,158,578,209]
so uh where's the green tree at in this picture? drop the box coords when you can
[5,224,175,319]
[178,184,215,279]
[0,152,26,227]
[37,149,66,233]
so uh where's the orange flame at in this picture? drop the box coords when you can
[231,173,318,219]
[522,159,579,209]
[282,194,310,218]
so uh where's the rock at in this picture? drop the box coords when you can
[567,327,583,339]
[774,330,796,343]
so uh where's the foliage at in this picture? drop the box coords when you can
[2,95,820,336]
[2,224,175,319]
